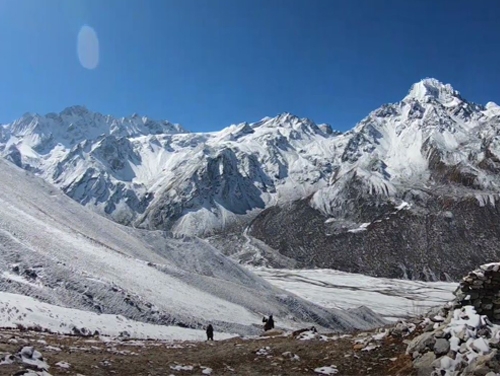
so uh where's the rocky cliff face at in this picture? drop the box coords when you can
[248,194,500,281]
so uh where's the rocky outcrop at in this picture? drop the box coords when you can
[453,263,500,321]
[409,263,500,375]
[0,346,49,373]
[248,197,500,281]
[408,306,500,376]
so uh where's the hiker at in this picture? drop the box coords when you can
[263,315,275,331]
[206,324,214,341]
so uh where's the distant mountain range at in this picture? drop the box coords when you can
[3,78,500,281]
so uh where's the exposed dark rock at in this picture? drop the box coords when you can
[453,263,500,322]
[249,196,500,281]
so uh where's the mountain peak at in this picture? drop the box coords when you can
[318,123,341,136]
[405,78,461,104]
[60,105,91,117]
[276,112,301,122]
[252,113,302,128]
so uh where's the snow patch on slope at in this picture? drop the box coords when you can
[0,292,236,341]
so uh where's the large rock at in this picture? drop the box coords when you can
[407,332,436,355]
[413,351,436,376]
[462,349,499,375]
[434,338,450,356]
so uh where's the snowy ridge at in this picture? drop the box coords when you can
[2,78,500,239]
[1,107,344,235]
[311,76,500,218]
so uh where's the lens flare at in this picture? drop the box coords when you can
[77,25,99,70]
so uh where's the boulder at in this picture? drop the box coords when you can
[413,351,436,376]
[434,338,450,356]
[462,349,499,376]
[407,332,436,355]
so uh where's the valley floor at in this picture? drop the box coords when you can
[0,327,416,376]
[0,267,454,375]
[251,267,456,320]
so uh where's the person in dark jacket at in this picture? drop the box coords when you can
[263,315,275,331]
[206,324,214,341]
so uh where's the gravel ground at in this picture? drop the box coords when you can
[0,327,418,376]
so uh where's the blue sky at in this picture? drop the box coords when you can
[0,0,499,132]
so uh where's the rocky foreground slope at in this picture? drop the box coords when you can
[406,262,500,376]
[0,326,414,376]
[3,78,500,280]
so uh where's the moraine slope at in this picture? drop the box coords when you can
[0,158,385,336]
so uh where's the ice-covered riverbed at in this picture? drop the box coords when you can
[250,267,457,320]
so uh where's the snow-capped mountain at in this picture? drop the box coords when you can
[1,106,188,224]
[309,78,500,217]
[249,79,500,281]
[3,78,500,281]
[0,108,341,233]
